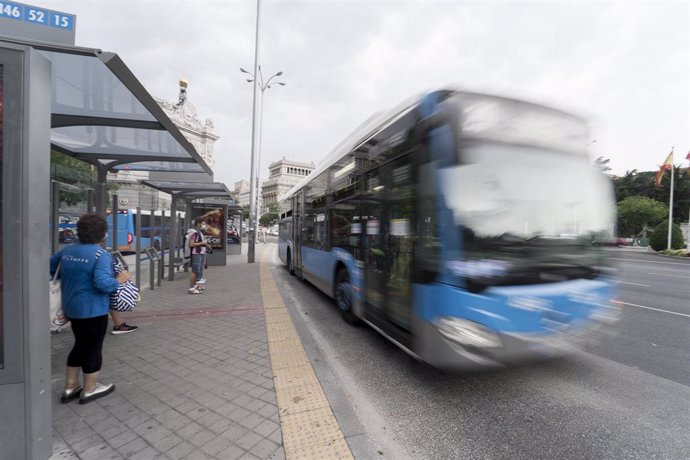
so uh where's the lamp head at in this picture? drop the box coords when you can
[276,71,283,76]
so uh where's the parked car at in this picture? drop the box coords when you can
[592,237,627,247]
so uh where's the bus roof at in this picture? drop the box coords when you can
[280,88,586,203]
[282,93,422,202]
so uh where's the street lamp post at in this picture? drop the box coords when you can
[240,65,285,254]
[244,0,262,264]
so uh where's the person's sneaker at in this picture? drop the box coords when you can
[197,278,206,284]
[195,284,205,291]
[188,287,202,294]
[79,382,114,404]
[60,385,82,403]
[112,323,138,335]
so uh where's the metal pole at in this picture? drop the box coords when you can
[95,167,108,217]
[51,181,60,254]
[150,207,155,248]
[112,194,119,252]
[667,160,674,250]
[247,0,262,264]
[256,90,264,223]
[135,206,142,288]
[184,200,191,272]
[87,188,95,214]
[159,210,166,283]
[149,250,155,290]
[169,198,177,281]
[687,206,690,252]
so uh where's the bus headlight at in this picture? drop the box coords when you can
[434,317,502,348]
[589,300,622,324]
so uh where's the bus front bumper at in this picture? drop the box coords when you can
[418,317,614,371]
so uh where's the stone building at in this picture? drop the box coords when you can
[261,158,315,212]
[107,80,219,210]
[233,179,251,207]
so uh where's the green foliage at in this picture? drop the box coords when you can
[613,168,690,225]
[259,212,278,227]
[659,249,689,257]
[51,150,95,206]
[649,221,685,251]
[241,205,250,220]
[616,196,667,237]
[593,156,612,174]
[51,151,119,207]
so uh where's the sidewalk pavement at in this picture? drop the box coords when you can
[49,244,355,460]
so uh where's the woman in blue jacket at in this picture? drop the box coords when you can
[50,214,129,404]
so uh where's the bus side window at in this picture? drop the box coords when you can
[415,161,440,282]
[314,212,328,250]
[303,211,315,247]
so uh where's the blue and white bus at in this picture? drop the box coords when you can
[278,89,619,369]
[106,209,183,253]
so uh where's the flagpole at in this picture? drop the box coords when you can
[667,148,674,250]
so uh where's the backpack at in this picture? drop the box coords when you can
[185,229,199,258]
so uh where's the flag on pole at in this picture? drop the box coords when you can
[655,150,673,186]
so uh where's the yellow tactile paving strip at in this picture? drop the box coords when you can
[260,250,354,460]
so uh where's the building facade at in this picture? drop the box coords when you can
[234,179,251,207]
[107,81,219,210]
[261,158,315,211]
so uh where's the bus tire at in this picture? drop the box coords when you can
[335,269,359,326]
[287,250,295,275]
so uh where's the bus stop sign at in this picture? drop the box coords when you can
[0,1,75,45]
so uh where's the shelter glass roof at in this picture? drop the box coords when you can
[141,180,233,201]
[0,36,212,175]
[41,50,156,123]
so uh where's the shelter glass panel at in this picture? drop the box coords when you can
[40,51,156,121]
[109,161,205,172]
[0,64,4,368]
[51,126,189,158]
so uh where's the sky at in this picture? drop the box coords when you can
[24,0,690,187]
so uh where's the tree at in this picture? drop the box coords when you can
[51,150,119,207]
[649,221,684,251]
[613,168,689,225]
[241,205,250,221]
[617,196,667,237]
[593,156,612,174]
[259,204,280,227]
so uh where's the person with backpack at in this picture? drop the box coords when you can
[187,218,210,294]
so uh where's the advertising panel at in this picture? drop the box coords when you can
[190,204,225,250]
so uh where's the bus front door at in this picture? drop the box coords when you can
[293,193,303,276]
[363,156,414,346]
[385,155,414,331]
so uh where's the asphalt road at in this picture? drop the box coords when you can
[271,247,690,459]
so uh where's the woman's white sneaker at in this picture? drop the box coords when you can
[79,382,114,404]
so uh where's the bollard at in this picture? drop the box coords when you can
[147,248,156,291]
[156,248,162,287]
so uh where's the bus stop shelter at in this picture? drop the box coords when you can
[140,180,238,279]
[0,36,212,459]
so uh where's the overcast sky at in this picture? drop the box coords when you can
[29,0,690,186]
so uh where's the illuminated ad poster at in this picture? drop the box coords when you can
[190,204,225,250]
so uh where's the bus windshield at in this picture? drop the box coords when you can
[438,143,615,289]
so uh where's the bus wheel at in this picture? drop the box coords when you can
[335,269,359,326]
[287,251,295,275]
